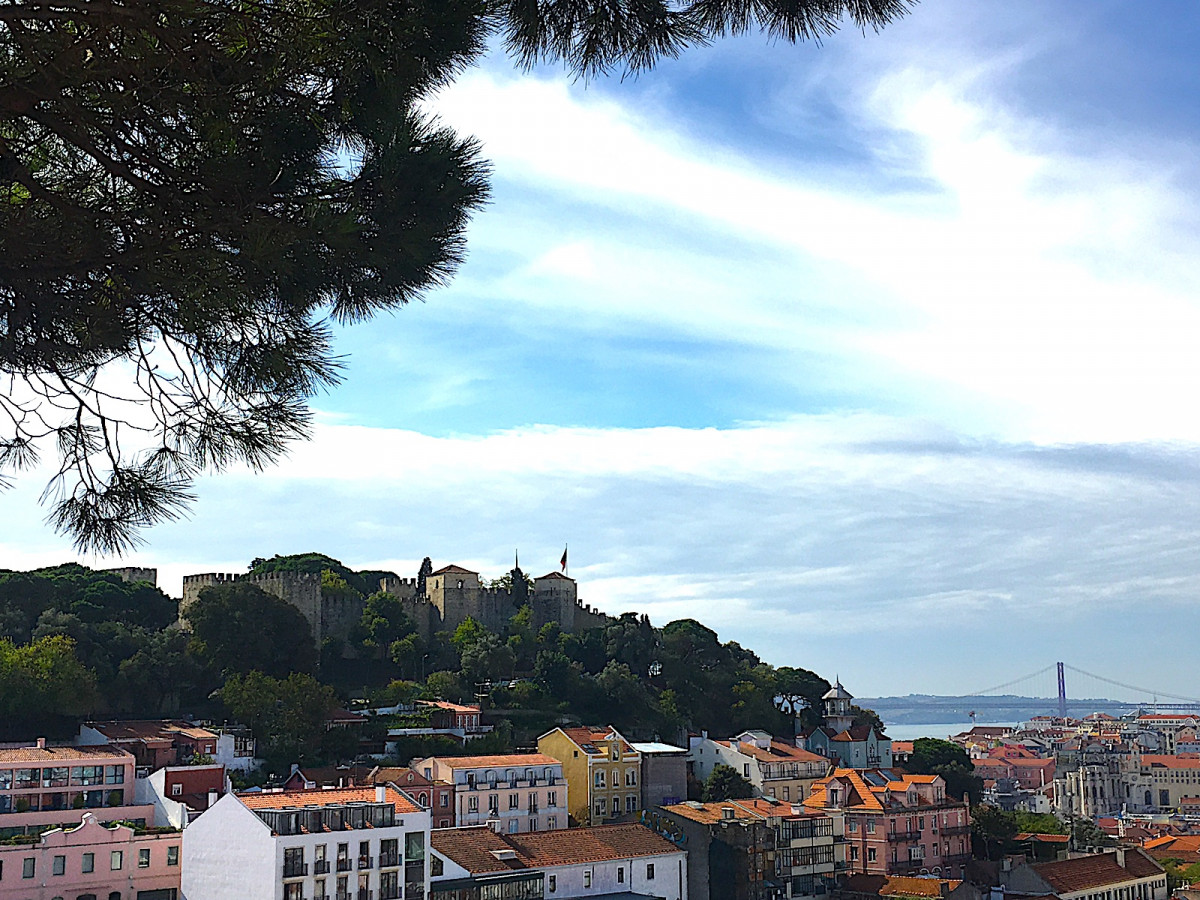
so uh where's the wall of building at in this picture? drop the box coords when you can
[543,851,687,900]
[0,813,180,900]
[180,794,280,900]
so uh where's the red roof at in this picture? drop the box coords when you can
[431,824,678,874]
[431,565,477,576]
[238,785,420,817]
[1033,850,1162,893]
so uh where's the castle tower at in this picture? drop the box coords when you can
[531,571,577,631]
[425,564,481,630]
[823,680,855,733]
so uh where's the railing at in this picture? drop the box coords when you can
[886,831,921,842]
[358,856,374,870]
[283,863,309,878]
[405,886,425,900]
[942,825,972,836]
[337,859,352,873]
[357,891,373,900]
[336,893,350,900]
[314,861,331,875]
[379,852,399,868]
[381,890,401,900]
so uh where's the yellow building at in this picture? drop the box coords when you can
[538,726,642,826]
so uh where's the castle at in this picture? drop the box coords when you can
[180,561,610,650]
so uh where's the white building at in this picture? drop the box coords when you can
[429,823,687,900]
[410,755,565,834]
[181,784,430,900]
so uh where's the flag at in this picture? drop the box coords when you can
[560,546,568,572]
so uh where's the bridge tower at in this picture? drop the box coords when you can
[1057,661,1067,718]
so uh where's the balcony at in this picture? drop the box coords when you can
[336,894,351,900]
[405,886,425,900]
[337,860,352,873]
[357,891,373,900]
[379,851,399,868]
[283,863,309,878]
[942,825,972,836]
[886,831,921,842]
[358,856,374,870]
[315,861,331,875]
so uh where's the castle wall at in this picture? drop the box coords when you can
[103,566,158,587]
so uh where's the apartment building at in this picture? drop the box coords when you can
[181,785,430,900]
[429,823,687,900]
[0,741,154,834]
[369,769,455,830]
[1126,754,1200,812]
[410,755,565,834]
[0,812,180,900]
[1002,849,1167,900]
[537,727,641,826]
[655,797,843,900]
[689,731,829,803]
[78,722,220,770]
[804,770,971,880]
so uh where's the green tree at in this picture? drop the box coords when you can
[703,764,754,802]
[774,666,830,724]
[0,1,910,552]
[460,632,516,686]
[219,671,339,771]
[359,592,416,654]
[971,804,1017,861]
[0,635,100,736]
[905,737,983,804]
[186,582,316,676]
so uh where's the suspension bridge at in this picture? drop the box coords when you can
[962,662,1200,715]
[866,663,1200,721]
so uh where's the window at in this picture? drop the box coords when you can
[611,747,619,761]
[285,884,303,900]
[171,783,182,796]
[851,846,859,861]
[584,870,592,888]
[626,795,637,813]
[167,846,179,867]
[468,796,479,812]
[54,854,66,875]
[508,819,519,834]
[23,857,35,878]
[594,771,606,788]
[868,848,877,862]
[548,874,557,892]
[647,863,655,880]
[548,816,557,829]
[848,820,858,832]
[548,790,557,807]
[105,765,124,785]
[625,769,637,785]
[488,793,499,813]
[440,792,449,807]
[744,764,751,778]
[509,793,519,809]
[138,848,151,868]
[595,799,607,817]
[783,787,790,801]
[866,819,876,834]
[617,866,625,883]
[111,851,123,871]
[83,852,95,873]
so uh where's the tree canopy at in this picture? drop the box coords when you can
[0,0,912,552]
[186,581,317,677]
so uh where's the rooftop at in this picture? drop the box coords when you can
[1031,850,1162,893]
[86,720,217,742]
[0,744,134,764]
[238,785,420,817]
[425,754,562,770]
[431,823,679,874]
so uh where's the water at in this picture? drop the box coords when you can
[883,721,1020,741]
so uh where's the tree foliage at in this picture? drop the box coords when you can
[0,634,99,737]
[219,671,339,772]
[703,763,754,802]
[187,581,316,677]
[905,737,982,804]
[0,0,912,551]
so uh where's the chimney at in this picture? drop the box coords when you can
[36,737,46,749]
[207,789,218,809]
[1115,847,1126,868]
[376,785,387,803]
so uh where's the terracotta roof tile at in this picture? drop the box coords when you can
[431,564,477,576]
[427,754,562,769]
[0,745,134,764]
[431,824,679,874]
[238,785,420,816]
[1033,850,1163,893]
[659,800,771,824]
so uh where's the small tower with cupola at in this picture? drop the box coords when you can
[823,680,855,733]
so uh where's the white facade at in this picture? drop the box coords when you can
[539,852,686,899]
[182,786,431,900]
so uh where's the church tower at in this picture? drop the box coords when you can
[823,680,855,733]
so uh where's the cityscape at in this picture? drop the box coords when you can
[4,1,1200,900]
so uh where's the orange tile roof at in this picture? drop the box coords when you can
[1141,754,1200,769]
[431,564,477,575]
[882,877,964,897]
[0,744,134,764]
[559,727,633,756]
[1033,850,1163,893]
[805,769,885,812]
[421,700,481,714]
[731,739,827,765]
[431,823,679,874]
[238,785,420,816]
[659,800,771,824]
[86,719,218,742]
[1015,833,1070,844]
[429,754,562,769]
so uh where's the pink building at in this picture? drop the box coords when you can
[0,742,154,833]
[805,769,972,879]
[0,812,180,900]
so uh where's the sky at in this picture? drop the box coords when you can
[5,0,1200,702]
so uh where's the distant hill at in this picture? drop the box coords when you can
[860,693,1148,725]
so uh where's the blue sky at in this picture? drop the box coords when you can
[6,0,1200,702]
